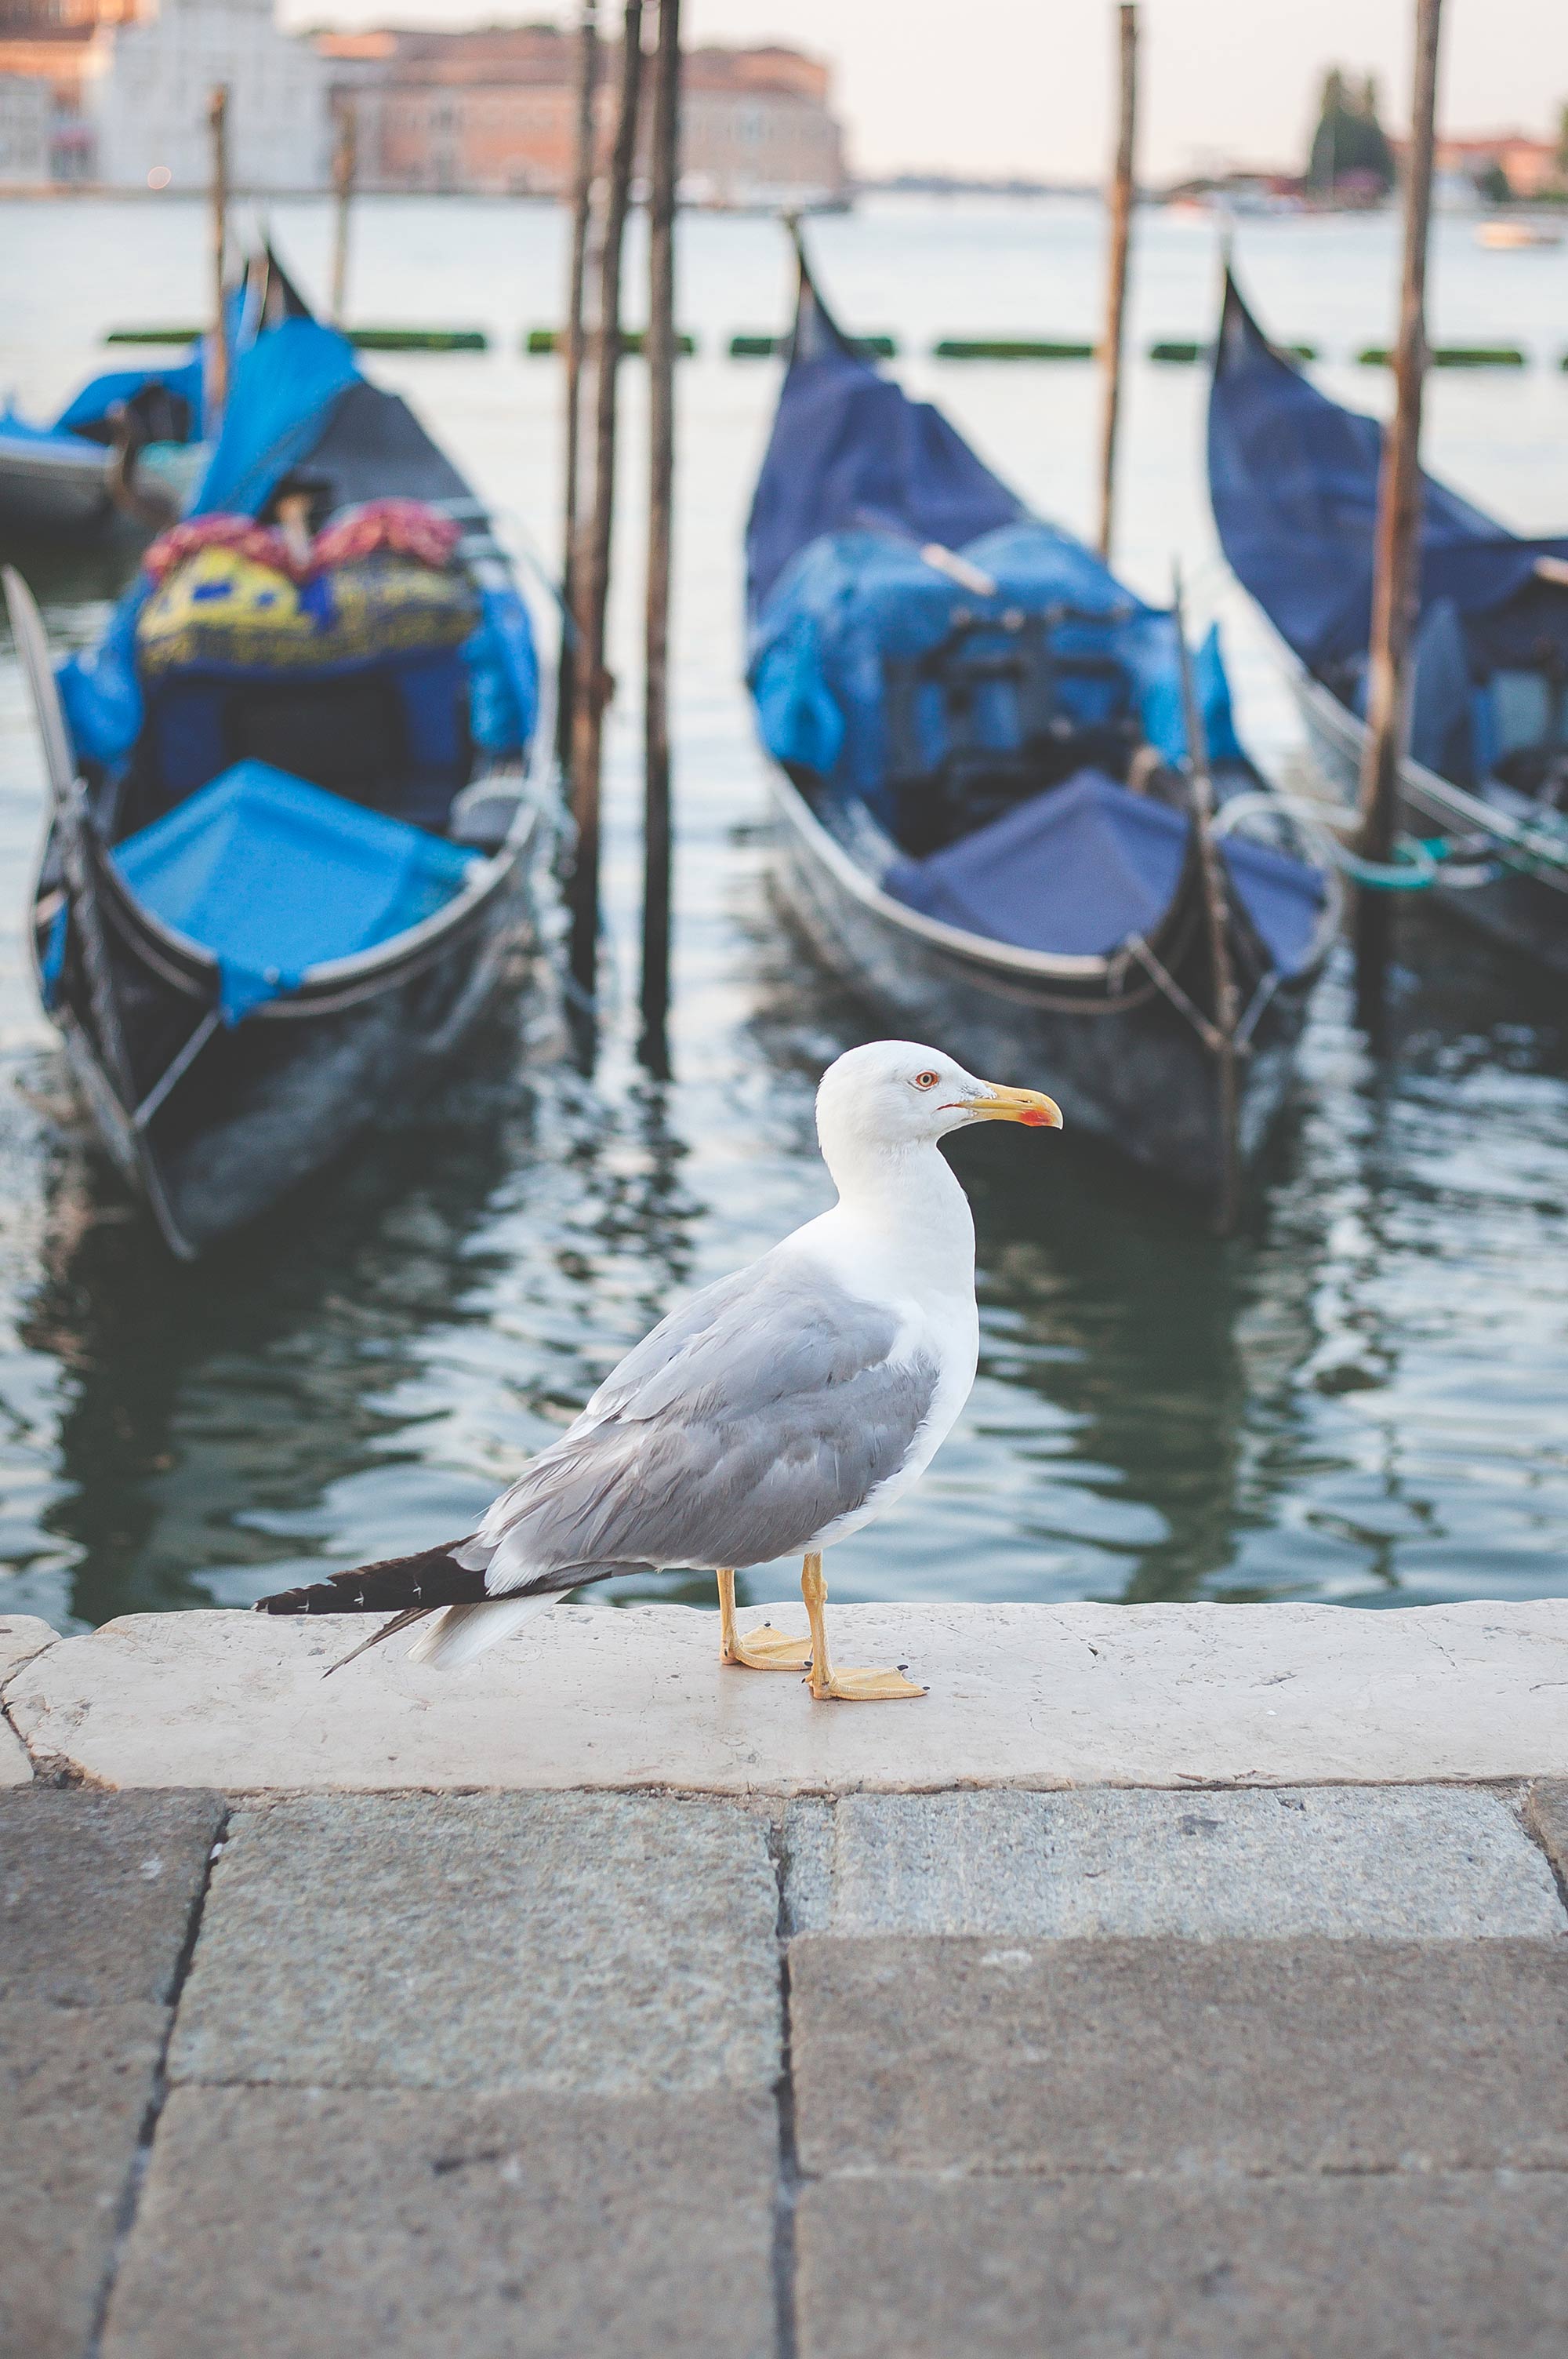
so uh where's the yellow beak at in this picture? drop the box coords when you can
[956,1082,1064,1130]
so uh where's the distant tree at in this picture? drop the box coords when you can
[1475,159,1513,205]
[1358,78,1396,186]
[1307,70,1347,191]
[1307,64,1396,195]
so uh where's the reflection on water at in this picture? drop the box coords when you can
[4,194,1568,1630]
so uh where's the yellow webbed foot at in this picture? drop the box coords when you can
[809,1665,927,1702]
[724,1623,815,1672]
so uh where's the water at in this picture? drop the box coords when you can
[3,192,1568,1634]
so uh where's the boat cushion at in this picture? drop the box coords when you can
[882,769,1324,972]
[111,759,479,1023]
[136,545,479,678]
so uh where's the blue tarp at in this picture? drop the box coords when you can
[745,272,1025,620]
[745,258,1246,821]
[749,520,1243,820]
[884,769,1324,973]
[188,318,361,518]
[1,356,205,459]
[112,760,477,1023]
[1207,272,1568,679]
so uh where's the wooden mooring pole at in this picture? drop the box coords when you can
[1355,0,1445,1038]
[207,85,230,423]
[557,0,600,775]
[567,0,643,1001]
[1094,3,1137,564]
[329,96,357,329]
[1173,570,1241,1235]
[640,0,680,1070]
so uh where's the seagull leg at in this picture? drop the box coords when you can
[801,1553,926,1701]
[717,1568,812,1670]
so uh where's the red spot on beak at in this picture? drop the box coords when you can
[1018,1108,1051,1126]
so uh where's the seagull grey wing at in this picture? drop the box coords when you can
[465,1254,942,1594]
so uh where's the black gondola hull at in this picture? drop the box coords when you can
[768,771,1319,1202]
[1289,669,1568,977]
[39,818,541,1257]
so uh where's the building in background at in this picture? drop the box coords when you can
[96,0,327,191]
[0,0,327,189]
[1433,133,1563,201]
[0,59,48,178]
[318,26,847,207]
[0,0,126,181]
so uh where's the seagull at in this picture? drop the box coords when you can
[256,1041,1061,1699]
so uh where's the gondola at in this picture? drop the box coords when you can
[742,248,1335,1209]
[0,249,303,546]
[1209,268,1568,974]
[5,287,549,1259]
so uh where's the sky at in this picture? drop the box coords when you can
[289,0,1568,182]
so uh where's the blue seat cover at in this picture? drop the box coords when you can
[884,770,1323,973]
[111,759,477,1023]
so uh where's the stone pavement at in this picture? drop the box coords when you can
[5,1777,1568,2358]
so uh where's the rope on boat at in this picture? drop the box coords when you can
[1210,791,1512,892]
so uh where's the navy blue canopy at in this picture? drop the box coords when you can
[745,260,1024,620]
[1208,272,1568,680]
[746,246,1247,819]
[885,769,1323,974]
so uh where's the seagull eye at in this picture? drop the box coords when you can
[913,1070,941,1091]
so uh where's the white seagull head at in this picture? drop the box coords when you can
[815,1040,1062,1169]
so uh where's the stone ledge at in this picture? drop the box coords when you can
[6,1598,1568,1794]
[0,1616,60,1787]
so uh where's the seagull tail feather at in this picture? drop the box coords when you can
[253,1540,561,1675]
[405,1592,556,1669]
[255,1537,488,1620]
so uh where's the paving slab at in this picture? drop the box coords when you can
[101,2085,778,2359]
[0,1613,56,1785]
[790,1935,1568,2176]
[170,1793,782,2095]
[0,1999,168,2359]
[0,1788,225,2006]
[1526,1780,1568,1884]
[795,2172,1568,2359]
[781,1787,1566,1939]
[9,1600,1568,1791]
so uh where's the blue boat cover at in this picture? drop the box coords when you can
[0,356,206,460]
[1208,273,1568,679]
[884,769,1324,973]
[187,318,361,518]
[746,269,1025,620]
[111,760,477,1023]
[746,256,1246,823]
[750,519,1241,820]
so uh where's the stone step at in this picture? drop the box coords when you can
[5,1599,1568,1793]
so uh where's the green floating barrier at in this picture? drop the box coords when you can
[1149,337,1316,365]
[933,336,1094,361]
[524,327,697,356]
[726,329,895,360]
[350,327,488,352]
[1359,343,1526,367]
[108,325,492,352]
